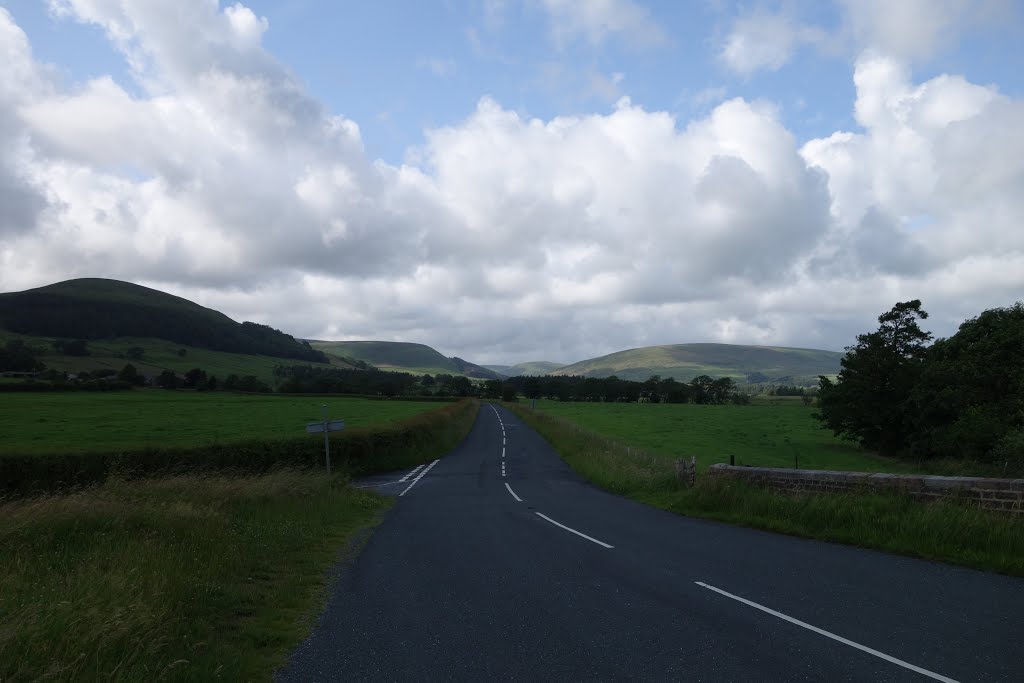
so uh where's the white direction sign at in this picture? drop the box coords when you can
[306,419,346,434]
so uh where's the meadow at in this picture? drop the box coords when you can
[0,391,448,454]
[0,471,390,681]
[532,399,917,473]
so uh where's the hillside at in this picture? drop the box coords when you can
[485,361,565,376]
[550,343,843,384]
[0,279,327,363]
[309,340,502,379]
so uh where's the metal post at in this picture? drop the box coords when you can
[322,404,331,475]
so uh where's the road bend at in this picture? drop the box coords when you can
[279,404,1024,682]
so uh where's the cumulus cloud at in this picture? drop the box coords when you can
[0,2,1022,363]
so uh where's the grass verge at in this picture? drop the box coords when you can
[0,470,391,681]
[507,403,1024,576]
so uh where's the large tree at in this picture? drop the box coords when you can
[906,302,1024,463]
[816,300,932,453]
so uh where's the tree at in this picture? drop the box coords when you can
[0,339,44,372]
[156,369,179,389]
[816,300,932,453]
[118,363,142,385]
[482,379,503,399]
[183,367,208,389]
[906,302,1024,463]
[53,339,90,356]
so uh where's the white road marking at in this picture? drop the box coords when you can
[398,462,426,482]
[503,437,506,445]
[398,459,439,497]
[502,447,505,458]
[353,480,406,488]
[535,512,614,549]
[505,482,522,502]
[694,582,958,683]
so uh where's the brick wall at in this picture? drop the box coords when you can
[706,464,1024,515]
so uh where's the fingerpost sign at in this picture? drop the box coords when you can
[306,404,345,474]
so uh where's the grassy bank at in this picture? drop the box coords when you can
[0,471,390,681]
[507,404,1024,576]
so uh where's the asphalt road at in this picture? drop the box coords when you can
[279,404,1024,682]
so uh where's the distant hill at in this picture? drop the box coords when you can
[550,343,843,385]
[309,340,502,380]
[485,361,565,376]
[0,278,328,363]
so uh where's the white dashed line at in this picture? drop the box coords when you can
[398,459,439,496]
[353,480,406,488]
[505,482,522,502]
[535,512,614,548]
[694,582,958,683]
[398,462,426,482]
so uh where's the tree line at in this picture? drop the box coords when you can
[816,300,1024,467]
[501,373,749,404]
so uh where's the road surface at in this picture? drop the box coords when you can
[279,404,1024,681]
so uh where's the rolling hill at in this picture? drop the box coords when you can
[549,343,843,385]
[485,361,565,376]
[308,340,503,380]
[0,278,327,363]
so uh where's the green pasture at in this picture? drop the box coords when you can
[533,399,919,473]
[0,391,447,454]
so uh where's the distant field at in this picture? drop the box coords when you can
[0,333,353,385]
[1,391,447,454]
[533,400,917,473]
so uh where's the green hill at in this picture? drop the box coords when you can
[550,343,843,385]
[309,340,502,379]
[485,361,564,376]
[0,278,328,364]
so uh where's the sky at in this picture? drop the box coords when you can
[1,1,1023,365]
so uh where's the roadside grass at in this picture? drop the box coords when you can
[0,391,449,454]
[531,399,924,474]
[507,404,1024,576]
[0,470,392,682]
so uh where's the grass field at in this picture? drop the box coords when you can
[0,391,448,454]
[531,399,918,473]
[0,470,390,681]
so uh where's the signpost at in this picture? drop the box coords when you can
[306,404,344,474]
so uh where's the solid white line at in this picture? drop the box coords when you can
[535,512,614,549]
[398,459,439,497]
[352,480,406,488]
[398,462,426,482]
[505,482,522,502]
[694,582,958,683]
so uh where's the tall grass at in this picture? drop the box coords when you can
[0,471,390,681]
[507,403,1024,576]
